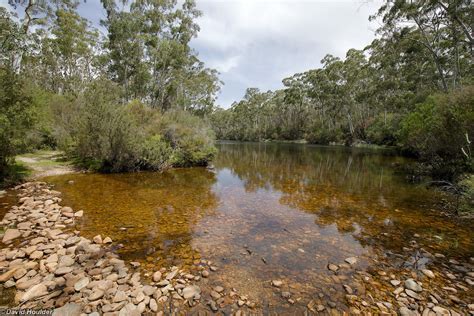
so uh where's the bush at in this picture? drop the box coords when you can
[366,112,401,145]
[161,110,217,167]
[0,67,35,182]
[398,86,474,180]
[304,124,342,145]
[55,80,216,172]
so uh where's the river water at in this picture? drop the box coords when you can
[37,142,473,313]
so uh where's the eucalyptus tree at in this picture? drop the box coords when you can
[101,0,220,111]
[372,0,473,91]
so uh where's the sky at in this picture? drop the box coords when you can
[1,0,383,108]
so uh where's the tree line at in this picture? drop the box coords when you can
[210,0,473,181]
[1,0,220,184]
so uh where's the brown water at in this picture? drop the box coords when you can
[40,142,473,312]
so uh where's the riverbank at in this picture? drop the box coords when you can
[0,181,257,315]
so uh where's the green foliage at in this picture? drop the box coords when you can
[398,86,474,180]
[366,113,401,146]
[53,80,216,172]
[458,175,474,215]
[0,67,35,180]
[161,110,217,167]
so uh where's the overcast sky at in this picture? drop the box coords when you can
[1,0,383,108]
[191,0,382,107]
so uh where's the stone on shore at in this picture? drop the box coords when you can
[21,283,48,302]
[2,229,21,243]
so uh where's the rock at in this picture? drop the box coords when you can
[134,291,145,304]
[113,290,128,303]
[421,269,435,278]
[165,269,178,280]
[58,255,75,267]
[281,291,291,299]
[2,229,21,243]
[201,270,209,278]
[0,266,22,282]
[103,237,112,243]
[345,257,357,265]
[119,303,140,316]
[149,298,158,312]
[88,289,104,301]
[405,278,422,292]
[328,264,339,272]
[207,300,218,312]
[93,235,102,244]
[143,285,155,296]
[152,271,162,282]
[53,303,82,316]
[182,285,201,299]
[214,285,224,293]
[21,283,48,302]
[55,267,73,276]
[405,289,421,300]
[390,279,401,286]
[30,250,44,260]
[272,280,283,287]
[74,210,83,217]
[399,307,418,316]
[432,306,450,315]
[343,285,353,294]
[74,277,90,291]
[13,268,27,280]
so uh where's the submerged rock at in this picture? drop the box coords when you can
[345,257,357,265]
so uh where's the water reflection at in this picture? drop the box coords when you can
[46,169,218,268]
[42,142,473,312]
[213,142,472,258]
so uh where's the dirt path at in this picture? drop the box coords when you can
[15,150,77,179]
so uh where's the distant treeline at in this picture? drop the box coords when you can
[210,1,473,180]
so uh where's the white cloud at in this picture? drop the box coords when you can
[191,0,383,107]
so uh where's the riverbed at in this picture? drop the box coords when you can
[1,142,473,314]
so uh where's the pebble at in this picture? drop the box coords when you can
[2,229,21,243]
[74,277,90,291]
[421,269,435,278]
[345,257,357,265]
[88,289,105,301]
[328,264,339,272]
[405,289,421,300]
[21,283,48,302]
[152,271,162,282]
[390,279,401,286]
[272,280,283,287]
[182,285,201,299]
[405,279,422,292]
[92,235,102,244]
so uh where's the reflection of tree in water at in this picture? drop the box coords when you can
[46,168,219,269]
[214,142,472,258]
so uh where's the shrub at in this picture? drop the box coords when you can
[161,110,217,167]
[304,124,342,145]
[366,112,401,145]
[0,67,35,182]
[398,86,474,180]
[55,80,216,172]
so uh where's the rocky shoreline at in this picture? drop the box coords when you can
[0,181,473,315]
[0,182,254,315]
